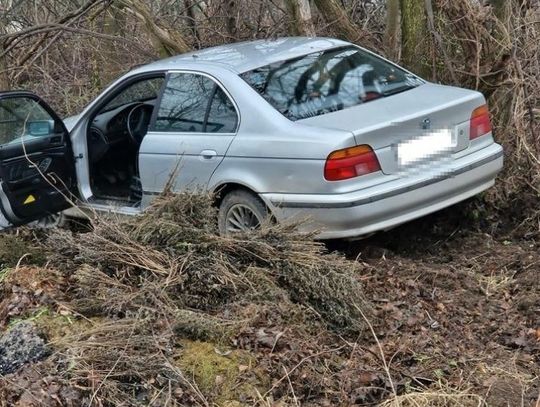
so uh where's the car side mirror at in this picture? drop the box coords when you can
[27,120,52,137]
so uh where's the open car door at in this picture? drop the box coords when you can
[0,91,76,230]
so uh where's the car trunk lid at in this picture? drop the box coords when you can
[298,83,486,174]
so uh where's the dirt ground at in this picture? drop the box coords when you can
[331,200,539,406]
[0,195,538,406]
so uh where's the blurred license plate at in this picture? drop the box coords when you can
[398,129,456,167]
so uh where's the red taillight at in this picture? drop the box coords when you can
[470,105,492,140]
[324,145,381,181]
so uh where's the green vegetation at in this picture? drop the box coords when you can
[176,340,262,404]
[0,234,45,268]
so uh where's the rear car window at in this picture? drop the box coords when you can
[240,46,423,121]
[206,88,238,133]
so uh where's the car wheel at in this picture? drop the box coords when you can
[218,190,268,235]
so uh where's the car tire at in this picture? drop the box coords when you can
[218,189,269,235]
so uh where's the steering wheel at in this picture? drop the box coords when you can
[127,103,153,145]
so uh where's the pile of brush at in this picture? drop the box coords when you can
[1,191,373,406]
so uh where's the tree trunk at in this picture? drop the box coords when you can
[488,0,510,22]
[384,0,400,60]
[225,0,237,37]
[313,0,361,42]
[101,4,126,82]
[184,0,201,44]
[0,2,11,90]
[121,0,190,57]
[400,0,430,77]
[0,49,9,91]
[0,25,10,90]
[284,0,315,37]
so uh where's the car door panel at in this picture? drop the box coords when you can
[0,92,76,229]
[139,71,239,201]
[139,132,235,195]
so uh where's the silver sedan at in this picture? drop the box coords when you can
[0,37,503,238]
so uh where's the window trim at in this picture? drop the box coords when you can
[202,84,219,132]
[149,69,240,135]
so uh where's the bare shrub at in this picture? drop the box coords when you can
[35,191,373,404]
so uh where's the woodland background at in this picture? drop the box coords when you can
[0,0,539,225]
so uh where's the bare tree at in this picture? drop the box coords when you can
[120,0,191,56]
[384,0,400,60]
[285,0,315,36]
[0,25,8,90]
[0,49,8,90]
[184,0,201,45]
[488,0,510,21]
[224,0,237,37]
[0,0,9,89]
[313,0,363,42]
[400,0,429,76]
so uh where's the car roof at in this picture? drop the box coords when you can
[140,37,351,74]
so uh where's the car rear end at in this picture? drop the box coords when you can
[239,42,503,239]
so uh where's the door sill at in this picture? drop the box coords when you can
[88,195,140,208]
[82,197,142,216]
[63,203,141,220]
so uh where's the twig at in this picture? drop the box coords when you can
[353,302,397,397]
[262,345,345,398]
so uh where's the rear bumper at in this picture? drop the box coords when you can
[262,143,503,239]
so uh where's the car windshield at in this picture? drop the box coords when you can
[241,46,424,121]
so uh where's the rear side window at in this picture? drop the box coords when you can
[154,73,238,133]
[206,87,238,133]
[241,46,423,121]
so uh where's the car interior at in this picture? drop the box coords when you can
[86,76,165,205]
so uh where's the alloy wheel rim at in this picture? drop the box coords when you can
[225,204,262,233]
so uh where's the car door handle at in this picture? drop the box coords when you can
[200,150,217,159]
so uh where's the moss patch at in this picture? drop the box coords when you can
[176,340,262,405]
[7,306,94,347]
[8,307,50,329]
[0,234,46,268]
[0,268,11,284]
[33,312,79,342]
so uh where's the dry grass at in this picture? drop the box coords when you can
[1,191,538,406]
[379,390,487,407]
[49,191,372,331]
[21,190,373,405]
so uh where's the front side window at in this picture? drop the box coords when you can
[101,77,165,113]
[154,73,238,133]
[0,97,57,146]
[241,46,423,121]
